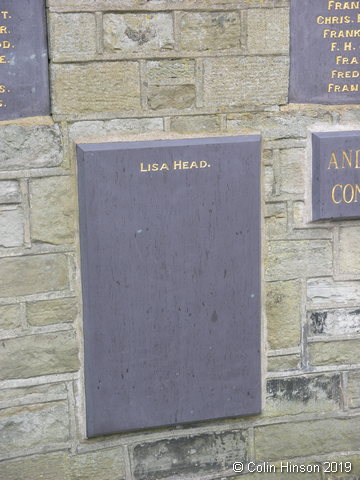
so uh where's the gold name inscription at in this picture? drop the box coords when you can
[140,160,211,172]
[328,149,360,204]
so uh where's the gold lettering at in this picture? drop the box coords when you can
[332,184,342,203]
[173,161,182,170]
[159,163,169,171]
[0,26,7,34]
[356,149,360,168]
[328,152,339,169]
[190,161,198,169]
[0,56,6,63]
[342,149,352,167]
[0,11,9,19]
[0,84,5,93]
[343,183,355,203]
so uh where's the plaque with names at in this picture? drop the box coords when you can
[313,131,360,220]
[77,136,261,437]
[290,0,360,104]
[0,0,50,121]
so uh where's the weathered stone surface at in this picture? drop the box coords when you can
[255,417,360,460]
[265,374,341,416]
[203,57,288,107]
[0,331,79,380]
[307,278,360,306]
[0,448,126,480]
[0,207,24,247]
[319,455,360,479]
[266,240,332,281]
[266,280,302,350]
[0,304,21,330]
[0,383,67,408]
[247,8,289,54]
[170,115,221,133]
[70,117,163,138]
[49,13,96,56]
[267,354,301,372]
[27,298,78,326]
[52,63,140,114]
[293,201,304,225]
[103,13,174,53]
[147,85,195,110]
[308,308,360,337]
[146,60,195,85]
[265,203,287,237]
[264,166,275,198]
[337,227,360,275]
[132,431,247,480]
[0,401,70,455]
[309,340,360,366]
[0,124,62,171]
[30,176,75,245]
[0,254,69,298]
[277,148,305,196]
[0,181,21,204]
[178,12,240,51]
[348,372,360,409]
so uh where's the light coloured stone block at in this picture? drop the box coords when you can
[0,254,69,298]
[307,278,360,306]
[267,354,301,372]
[247,8,289,54]
[308,307,360,336]
[266,280,301,350]
[52,62,140,114]
[49,13,96,56]
[69,118,164,138]
[0,207,24,247]
[203,57,288,107]
[30,176,75,245]
[103,13,174,53]
[178,12,241,51]
[0,383,67,408]
[147,85,195,110]
[146,60,195,85]
[0,181,21,204]
[0,331,79,380]
[27,298,77,326]
[348,372,360,409]
[0,304,21,330]
[170,115,221,133]
[0,124,62,171]
[337,226,360,275]
[265,203,287,237]
[278,148,305,196]
[308,339,360,366]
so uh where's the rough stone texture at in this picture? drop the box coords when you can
[307,278,360,306]
[0,207,24,247]
[267,354,301,372]
[132,431,247,480]
[0,181,21,204]
[0,401,70,455]
[265,375,341,416]
[265,203,287,237]
[293,201,304,225]
[52,63,140,114]
[337,227,360,275]
[0,331,79,380]
[255,417,360,461]
[30,176,76,245]
[147,85,196,110]
[203,57,288,107]
[0,383,67,408]
[320,455,360,480]
[0,254,69,298]
[0,124,62,170]
[103,13,174,53]
[0,449,126,480]
[308,340,360,366]
[277,148,305,196]
[0,304,21,330]
[49,13,97,57]
[308,308,360,337]
[247,8,289,54]
[70,118,164,138]
[27,298,78,326]
[348,372,360,409]
[178,12,241,51]
[146,60,195,85]
[266,280,301,350]
[266,240,332,281]
[170,115,221,133]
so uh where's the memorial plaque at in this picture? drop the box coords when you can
[0,0,50,121]
[313,131,360,220]
[77,136,261,437]
[290,0,360,104]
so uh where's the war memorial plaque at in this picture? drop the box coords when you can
[0,0,50,120]
[290,0,360,104]
[77,136,261,436]
[313,131,360,220]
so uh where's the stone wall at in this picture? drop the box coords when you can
[0,0,360,479]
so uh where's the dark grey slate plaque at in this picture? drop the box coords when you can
[0,0,50,120]
[290,0,360,104]
[313,131,360,220]
[77,136,261,437]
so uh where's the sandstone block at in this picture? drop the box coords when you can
[0,304,21,330]
[308,307,360,336]
[247,8,289,54]
[27,297,78,326]
[348,372,360,409]
[69,117,164,138]
[49,13,96,57]
[0,124,62,170]
[0,383,67,408]
[146,60,195,85]
[307,278,360,306]
[266,280,302,350]
[337,226,360,275]
[0,254,69,298]
[179,12,241,51]
[0,331,79,380]
[52,62,140,114]
[170,115,221,133]
[277,148,306,196]
[265,202,287,237]
[267,354,301,372]
[0,207,24,247]
[0,181,21,204]
[308,339,360,366]
[147,85,195,110]
[30,176,76,245]
[103,13,174,53]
